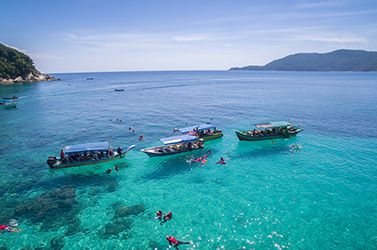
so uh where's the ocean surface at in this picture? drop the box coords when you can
[0,70,376,250]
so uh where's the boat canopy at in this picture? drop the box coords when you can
[254,122,291,129]
[160,134,198,145]
[178,124,215,134]
[64,142,109,154]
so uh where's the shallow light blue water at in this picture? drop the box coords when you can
[0,71,376,249]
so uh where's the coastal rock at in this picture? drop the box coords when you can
[0,72,60,84]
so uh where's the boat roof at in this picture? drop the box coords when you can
[0,99,14,102]
[178,124,215,134]
[160,134,198,145]
[254,121,291,128]
[64,142,109,154]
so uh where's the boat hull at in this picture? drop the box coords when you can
[48,145,134,169]
[200,132,223,141]
[141,142,203,157]
[235,129,303,141]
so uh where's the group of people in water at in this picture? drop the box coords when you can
[154,211,193,249]
[190,150,226,166]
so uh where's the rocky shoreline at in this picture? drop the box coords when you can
[0,72,60,84]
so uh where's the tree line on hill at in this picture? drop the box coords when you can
[0,43,57,83]
[229,49,377,72]
[0,43,40,79]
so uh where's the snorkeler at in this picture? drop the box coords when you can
[0,225,21,235]
[114,166,119,171]
[166,235,193,250]
[154,210,164,221]
[160,212,173,225]
[216,157,226,164]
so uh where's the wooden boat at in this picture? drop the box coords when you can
[114,88,124,91]
[47,141,135,168]
[235,121,303,141]
[176,124,223,141]
[2,96,18,99]
[141,135,204,157]
[0,99,17,108]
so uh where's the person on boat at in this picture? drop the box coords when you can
[139,135,143,140]
[197,139,204,148]
[154,210,164,221]
[216,157,226,164]
[166,235,193,249]
[160,212,173,225]
[0,225,21,235]
[60,149,65,159]
[117,147,122,158]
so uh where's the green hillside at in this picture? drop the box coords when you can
[0,43,40,79]
[229,50,377,72]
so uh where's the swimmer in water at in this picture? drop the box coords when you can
[0,225,21,235]
[160,212,173,225]
[114,166,119,171]
[154,210,164,221]
[216,157,226,164]
[166,235,193,250]
[139,135,144,140]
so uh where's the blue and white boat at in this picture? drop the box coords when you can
[0,99,17,108]
[47,141,135,168]
[140,135,204,157]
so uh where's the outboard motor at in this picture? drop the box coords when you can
[47,156,57,167]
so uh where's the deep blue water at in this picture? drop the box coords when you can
[0,71,376,249]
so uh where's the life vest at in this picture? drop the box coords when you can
[168,236,178,244]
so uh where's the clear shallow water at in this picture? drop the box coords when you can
[0,71,376,249]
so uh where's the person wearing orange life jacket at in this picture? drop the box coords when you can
[166,235,193,250]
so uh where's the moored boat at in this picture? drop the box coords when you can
[2,96,18,99]
[176,124,223,141]
[47,141,135,168]
[235,121,303,141]
[0,99,17,108]
[141,135,204,157]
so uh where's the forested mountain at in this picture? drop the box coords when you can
[0,43,40,79]
[229,50,377,72]
[0,43,57,83]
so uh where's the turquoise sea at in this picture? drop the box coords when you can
[0,71,376,249]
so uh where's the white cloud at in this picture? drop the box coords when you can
[293,34,368,43]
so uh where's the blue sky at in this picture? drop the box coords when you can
[1,0,377,73]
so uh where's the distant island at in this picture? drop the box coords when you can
[229,49,377,72]
[0,43,58,84]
